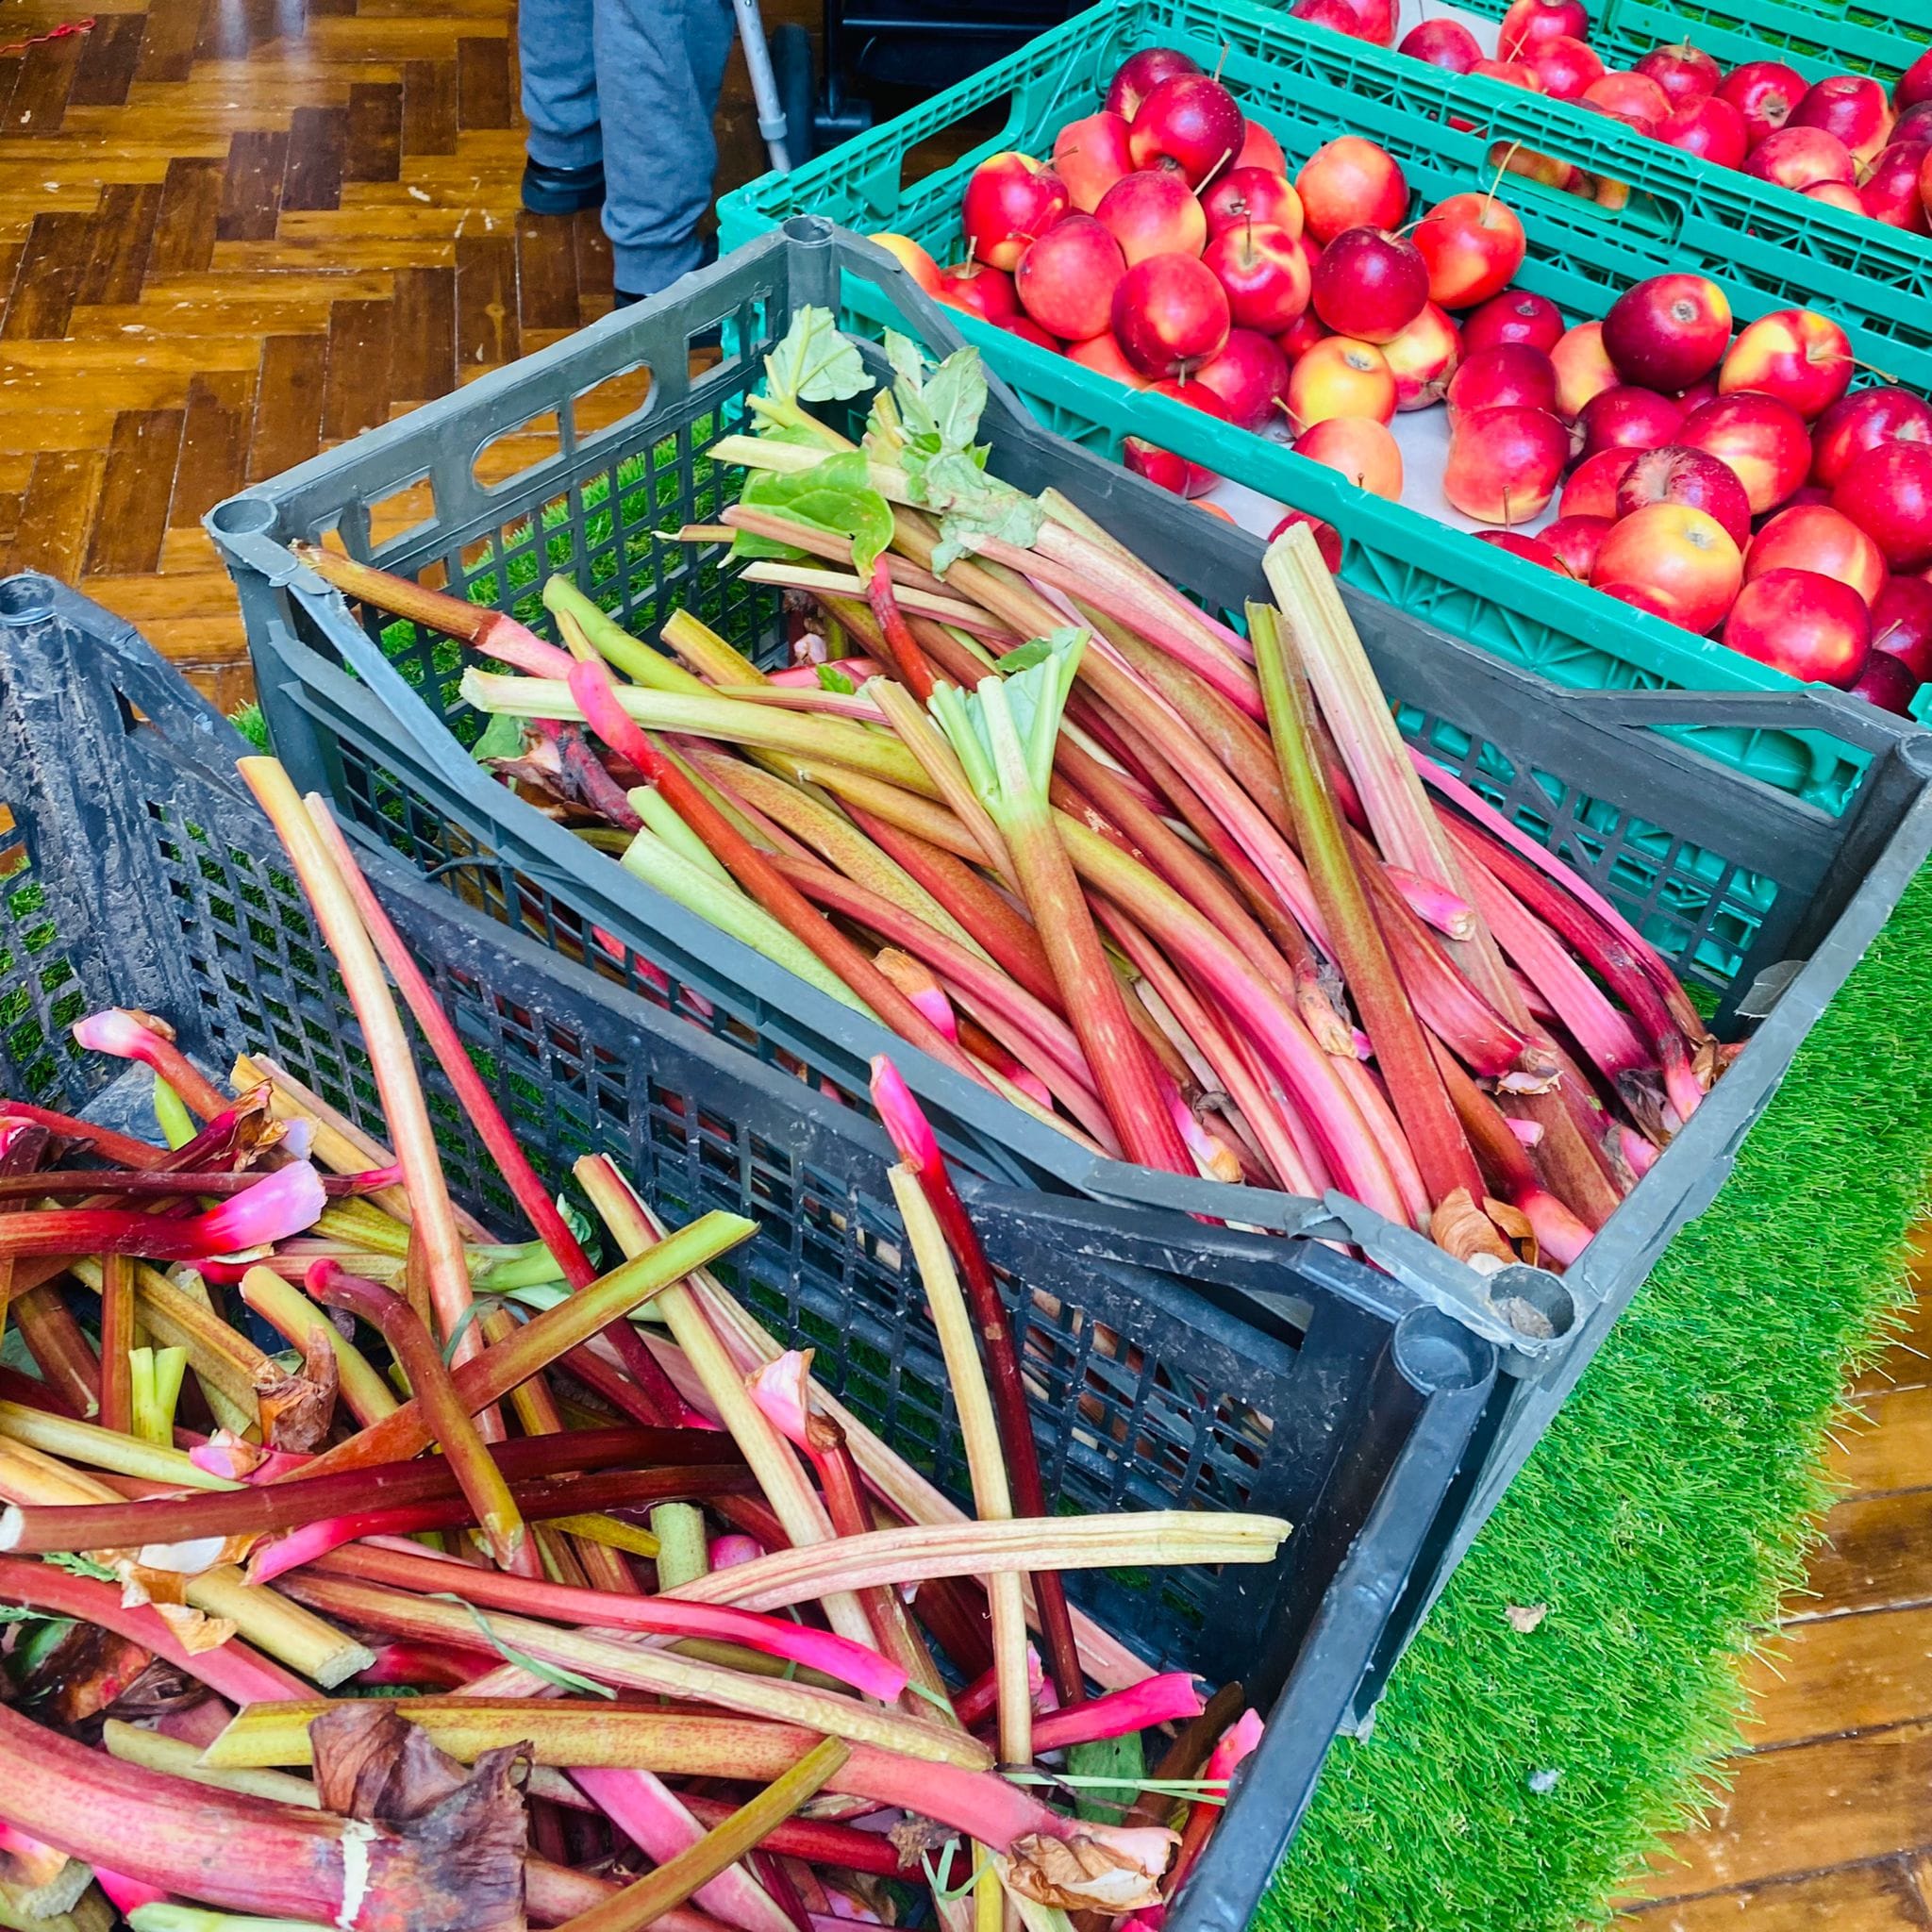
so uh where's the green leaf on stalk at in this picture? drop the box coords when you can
[920,451,1043,575]
[11,1614,76,1676]
[816,664,858,694]
[430,1593,616,1699]
[930,626,1085,815]
[730,451,895,579]
[43,1553,117,1582]
[1066,1733,1148,1824]
[882,331,988,464]
[471,709,527,767]
[761,307,870,411]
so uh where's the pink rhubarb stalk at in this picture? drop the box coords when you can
[71,1009,228,1121]
[0,1163,325,1260]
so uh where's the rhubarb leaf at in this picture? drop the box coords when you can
[731,452,894,578]
[1067,1733,1146,1824]
[761,307,870,410]
[920,451,1043,574]
[471,709,526,767]
[817,664,858,694]
[884,331,988,463]
[43,1553,116,1582]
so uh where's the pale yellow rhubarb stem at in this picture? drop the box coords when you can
[889,1162,1029,1768]
[572,1156,881,1657]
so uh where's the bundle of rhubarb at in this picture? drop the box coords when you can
[299,308,1724,1273]
[0,752,1292,1931]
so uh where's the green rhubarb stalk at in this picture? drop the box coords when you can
[131,1346,188,1448]
[458,671,940,795]
[618,825,873,1015]
[929,636,1193,1177]
[543,577,708,696]
[1251,603,1507,1261]
[238,1265,397,1425]
[660,609,768,686]
[551,1738,850,1932]
[631,785,736,888]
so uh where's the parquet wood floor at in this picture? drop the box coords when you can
[10,4,1932,1924]
[0,0,810,709]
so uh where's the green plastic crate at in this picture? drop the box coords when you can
[718,0,1932,808]
[1450,0,1925,85]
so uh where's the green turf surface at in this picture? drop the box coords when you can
[1260,861,1932,1929]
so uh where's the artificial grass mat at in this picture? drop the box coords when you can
[1257,858,1932,1928]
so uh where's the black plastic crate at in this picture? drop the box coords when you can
[208,216,1932,1620]
[0,572,1502,1932]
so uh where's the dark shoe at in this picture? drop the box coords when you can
[522,156,605,216]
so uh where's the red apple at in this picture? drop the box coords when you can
[1718,308,1852,420]
[1812,387,1932,487]
[1125,377,1227,498]
[1791,74,1894,168]
[961,153,1071,272]
[1635,42,1722,107]
[1745,502,1888,607]
[867,232,942,295]
[1600,581,1692,625]
[1053,111,1136,213]
[1128,75,1246,186]
[1000,316,1061,350]
[1679,392,1812,512]
[1616,444,1754,546]
[1561,448,1640,519]
[1872,574,1932,678]
[1895,100,1932,146]
[1399,18,1482,71]
[1066,331,1153,389]
[1476,530,1574,575]
[1718,58,1807,145]
[1237,120,1288,174]
[1677,375,1720,412]
[1292,0,1367,32]
[1015,214,1127,341]
[1744,125,1857,191]
[1524,35,1606,101]
[1601,274,1733,392]
[1579,385,1686,458]
[1294,416,1403,498]
[1552,320,1621,419]
[1276,311,1330,364]
[1898,48,1932,112]
[1295,137,1408,244]
[1106,47,1201,121]
[1498,0,1589,60]
[1202,166,1304,238]
[1582,71,1672,131]
[1192,327,1291,429]
[1807,179,1866,215]
[1413,192,1527,310]
[1095,169,1208,264]
[1269,508,1344,570]
[1923,145,1932,223]
[938,259,1020,322]
[1112,252,1231,377]
[1847,650,1919,712]
[1338,0,1397,42]
[1860,142,1932,231]
[1310,225,1428,341]
[1543,513,1614,579]
[1205,222,1314,332]
[1592,504,1744,632]
[1722,567,1870,684]
[1832,441,1932,570]
[1657,93,1750,167]
[1464,290,1566,356]
[1381,302,1461,409]
[1447,342,1557,419]
[1286,335,1397,425]
[1443,406,1571,523]
[1470,58,1546,94]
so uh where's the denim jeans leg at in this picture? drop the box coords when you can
[521,0,602,170]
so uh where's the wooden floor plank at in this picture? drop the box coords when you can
[401,55,456,155]
[1626,1859,1932,1931]
[319,296,391,439]
[455,34,509,130]
[245,332,324,480]
[1738,1607,1932,1750]
[454,229,518,373]
[149,155,224,275]
[84,407,185,575]
[388,262,454,403]
[214,127,289,242]
[2,29,88,139]
[68,15,149,108]
[8,448,107,579]
[73,182,161,307]
[169,373,247,526]
[281,103,347,212]
[1,211,92,340]
[345,79,401,181]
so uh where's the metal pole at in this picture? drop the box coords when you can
[730,0,794,173]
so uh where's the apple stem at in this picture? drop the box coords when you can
[1213,41,1228,82]
[1483,143,1523,224]
[1198,145,1237,195]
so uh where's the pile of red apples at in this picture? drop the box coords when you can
[867,46,1932,711]
[1386,0,1932,235]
